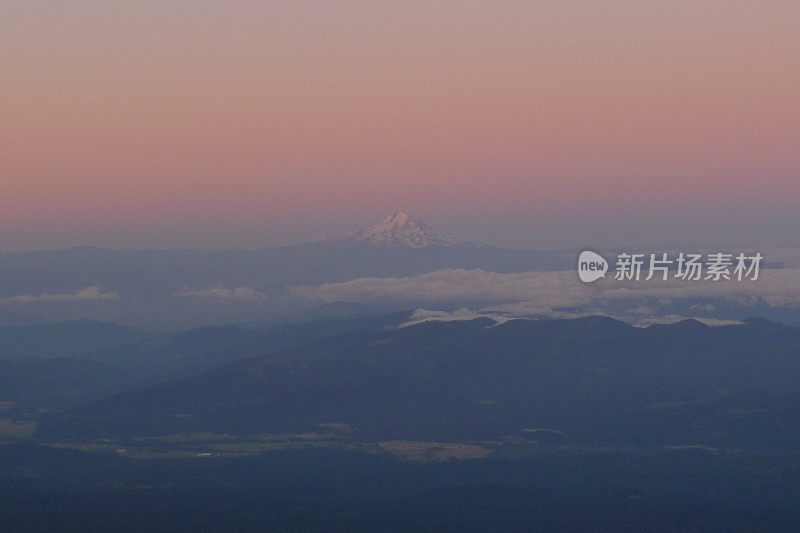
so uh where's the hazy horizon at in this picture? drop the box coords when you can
[3,205,800,253]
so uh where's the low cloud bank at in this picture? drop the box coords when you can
[291,268,800,324]
[292,268,800,308]
[0,286,118,304]
[176,286,267,301]
[399,308,745,328]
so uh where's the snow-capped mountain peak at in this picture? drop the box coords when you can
[347,211,465,248]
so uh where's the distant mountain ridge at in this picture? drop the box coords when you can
[40,315,800,451]
[0,225,571,302]
[0,211,578,328]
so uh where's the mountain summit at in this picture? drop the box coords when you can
[347,211,465,248]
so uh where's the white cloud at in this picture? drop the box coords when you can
[291,269,589,307]
[176,286,267,301]
[632,315,745,327]
[400,308,746,329]
[399,308,517,327]
[0,286,118,304]
[291,267,800,317]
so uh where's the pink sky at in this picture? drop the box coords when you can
[2,2,799,250]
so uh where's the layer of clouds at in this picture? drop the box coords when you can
[0,286,118,304]
[632,315,745,327]
[176,286,267,301]
[292,270,586,307]
[291,268,800,323]
[400,308,746,328]
[399,308,517,328]
[292,268,800,307]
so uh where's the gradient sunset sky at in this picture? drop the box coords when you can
[2,1,799,250]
